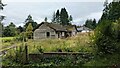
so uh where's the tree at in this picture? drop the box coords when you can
[0,0,6,21]
[51,11,56,23]
[69,15,73,23]
[94,18,120,55]
[56,10,60,23]
[26,23,33,39]
[94,20,117,55]
[0,0,6,37]
[17,26,24,34]
[84,19,97,29]
[25,15,33,23]
[92,19,97,28]
[99,2,120,23]
[9,22,16,27]
[3,22,17,37]
[24,15,37,30]
[60,8,69,25]
[0,0,6,10]
[94,1,120,55]
[44,17,47,22]
[0,22,3,37]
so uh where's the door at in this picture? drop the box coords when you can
[46,32,50,38]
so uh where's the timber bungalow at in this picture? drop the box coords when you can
[33,22,77,40]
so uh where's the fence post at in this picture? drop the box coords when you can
[24,43,28,64]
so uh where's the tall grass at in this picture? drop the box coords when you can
[27,32,94,54]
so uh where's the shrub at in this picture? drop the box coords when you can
[15,32,27,42]
[37,46,44,53]
[94,20,117,55]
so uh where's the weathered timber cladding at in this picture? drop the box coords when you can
[34,22,77,40]
[34,23,57,39]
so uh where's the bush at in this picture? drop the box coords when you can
[15,32,27,42]
[94,20,117,55]
[37,46,44,53]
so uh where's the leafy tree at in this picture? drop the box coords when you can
[60,8,69,25]
[3,22,17,37]
[24,15,37,30]
[0,0,6,10]
[9,22,16,27]
[94,20,117,55]
[17,26,24,34]
[0,0,6,37]
[0,0,6,21]
[3,26,11,37]
[94,19,120,54]
[26,23,33,39]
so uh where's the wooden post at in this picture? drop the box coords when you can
[24,43,28,64]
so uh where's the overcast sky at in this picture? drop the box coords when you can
[1,0,113,27]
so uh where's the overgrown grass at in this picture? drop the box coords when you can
[0,37,15,40]
[0,37,14,50]
[0,37,22,50]
[27,32,94,54]
[2,32,120,67]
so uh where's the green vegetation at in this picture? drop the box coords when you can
[0,37,22,50]
[1,32,120,67]
[25,23,33,39]
[1,33,94,67]
[24,15,37,30]
[52,8,72,25]
[84,19,97,30]
[99,2,120,23]
[1,1,120,67]
[27,33,93,53]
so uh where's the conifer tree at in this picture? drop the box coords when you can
[60,8,69,25]
[24,15,37,30]
[26,23,33,39]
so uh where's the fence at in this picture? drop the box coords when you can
[29,52,92,61]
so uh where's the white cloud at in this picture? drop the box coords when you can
[72,11,103,25]
[86,11,103,21]
[2,2,104,26]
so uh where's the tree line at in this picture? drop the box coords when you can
[84,19,97,30]
[51,8,73,25]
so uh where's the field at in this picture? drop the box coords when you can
[1,32,120,67]
[27,32,94,54]
[0,37,22,51]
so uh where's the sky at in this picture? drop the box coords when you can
[1,0,113,27]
